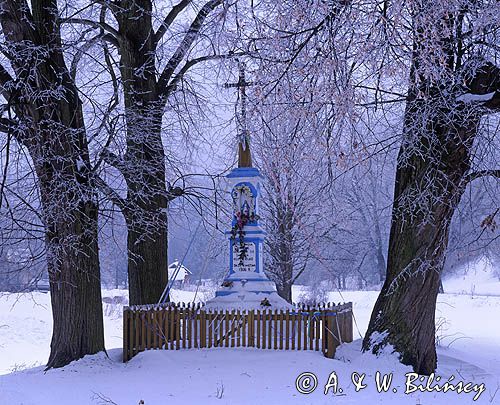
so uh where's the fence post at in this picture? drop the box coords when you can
[123,309,129,362]
[230,309,235,348]
[248,310,254,347]
[285,310,290,350]
[326,314,335,359]
[153,308,158,350]
[347,303,354,342]
[236,310,240,347]
[208,310,213,348]
[193,305,198,349]
[175,306,181,350]
[200,310,206,348]
[254,309,262,348]
[268,309,272,349]
[261,309,266,349]
[279,310,284,350]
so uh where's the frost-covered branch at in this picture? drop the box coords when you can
[464,170,500,185]
[62,18,121,45]
[157,0,223,95]
[154,0,193,45]
[0,63,14,100]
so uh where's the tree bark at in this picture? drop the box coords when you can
[361,147,471,374]
[0,0,105,369]
[275,263,293,303]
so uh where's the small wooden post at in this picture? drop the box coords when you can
[309,312,314,350]
[256,310,261,349]
[261,310,266,349]
[193,304,198,349]
[321,309,326,355]
[169,307,174,350]
[141,310,147,352]
[303,311,308,351]
[285,310,290,350]
[268,310,272,349]
[200,310,206,348]
[208,310,213,348]
[128,309,135,358]
[123,309,129,361]
[297,308,302,350]
[242,310,247,347]
[175,307,181,350]
[347,303,353,342]
[248,310,254,347]
[224,310,230,347]
[187,306,192,349]
[230,309,235,348]
[278,310,283,350]
[181,306,187,349]
[326,314,335,358]
[236,310,241,347]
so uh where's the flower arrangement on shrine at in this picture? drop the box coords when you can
[230,210,260,265]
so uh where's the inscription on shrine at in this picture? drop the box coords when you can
[233,242,256,272]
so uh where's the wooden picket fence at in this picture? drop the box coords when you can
[123,302,353,362]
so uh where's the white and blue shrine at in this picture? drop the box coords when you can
[207,63,290,309]
[206,139,291,309]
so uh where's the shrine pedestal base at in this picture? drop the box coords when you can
[205,271,292,310]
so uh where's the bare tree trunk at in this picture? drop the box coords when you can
[125,187,168,305]
[96,0,222,304]
[275,261,293,303]
[114,1,168,305]
[362,74,498,375]
[45,190,104,369]
[362,152,470,374]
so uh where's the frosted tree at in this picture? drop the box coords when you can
[65,0,228,304]
[362,0,500,374]
[251,87,333,302]
[0,0,104,368]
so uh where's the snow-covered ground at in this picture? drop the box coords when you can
[0,272,499,404]
[443,257,500,297]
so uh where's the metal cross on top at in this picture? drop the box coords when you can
[224,61,254,168]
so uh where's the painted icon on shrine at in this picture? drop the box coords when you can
[231,183,256,219]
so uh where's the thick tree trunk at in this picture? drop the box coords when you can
[108,0,221,304]
[115,1,168,305]
[362,97,479,374]
[125,185,168,305]
[35,72,105,371]
[45,194,104,369]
